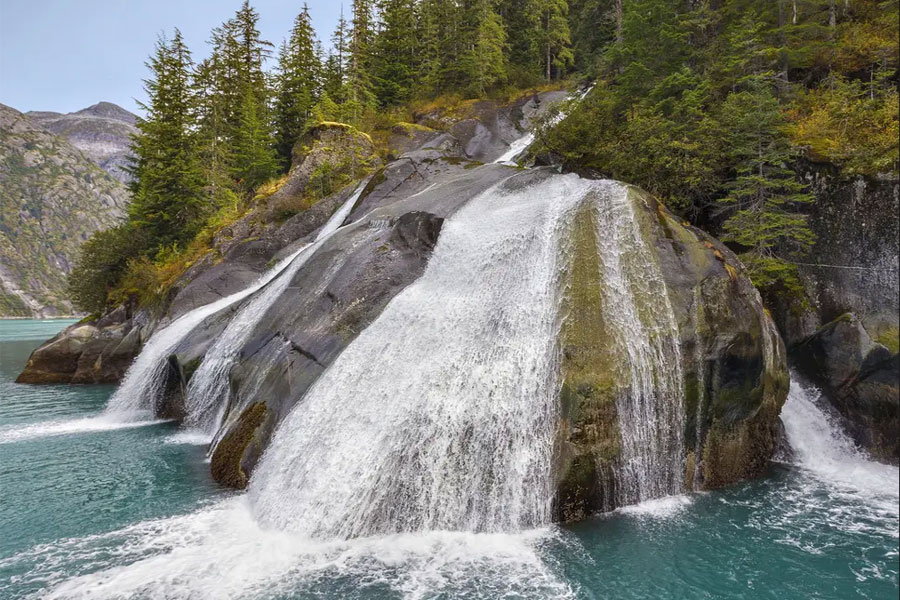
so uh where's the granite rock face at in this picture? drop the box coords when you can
[554,188,789,521]
[772,163,899,348]
[793,313,899,464]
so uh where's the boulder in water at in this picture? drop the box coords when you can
[554,187,789,519]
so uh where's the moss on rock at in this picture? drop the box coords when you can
[210,402,268,489]
[555,206,623,521]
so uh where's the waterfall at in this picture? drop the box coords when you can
[590,185,685,505]
[104,245,309,417]
[183,183,366,433]
[248,174,594,539]
[494,85,594,165]
[105,183,365,419]
[690,286,707,490]
[780,377,899,500]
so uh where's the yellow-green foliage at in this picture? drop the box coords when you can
[787,77,899,175]
[110,197,253,310]
[875,328,900,354]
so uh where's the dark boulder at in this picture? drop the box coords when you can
[793,313,899,463]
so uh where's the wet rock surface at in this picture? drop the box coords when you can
[792,313,899,464]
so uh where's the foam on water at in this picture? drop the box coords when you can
[0,415,167,445]
[615,495,694,518]
[2,497,574,600]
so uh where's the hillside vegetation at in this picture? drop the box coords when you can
[68,0,898,315]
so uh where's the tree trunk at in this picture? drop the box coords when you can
[615,0,624,44]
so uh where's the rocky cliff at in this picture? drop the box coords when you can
[17,97,789,519]
[770,163,899,464]
[0,103,129,317]
[26,102,138,183]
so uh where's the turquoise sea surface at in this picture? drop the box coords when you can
[1,319,897,599]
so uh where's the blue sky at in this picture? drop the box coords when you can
[0,1,342,115]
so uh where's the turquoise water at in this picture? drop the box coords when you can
[1,319,897,599]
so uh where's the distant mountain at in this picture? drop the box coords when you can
[27,101,138,183]
[0,103,129,317]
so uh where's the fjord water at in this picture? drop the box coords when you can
[1,300,897,595]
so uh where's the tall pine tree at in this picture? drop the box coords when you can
[373,0,419,107]
[273,3,321,168]
[345,0,377,123]
[129,29,206,249]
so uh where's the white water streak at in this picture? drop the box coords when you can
[249,175,594,538]
[592,185,685,505]
[183,183,366,433]
[781,378,899,505]
[494,85,594,165]
[104,245,310,417]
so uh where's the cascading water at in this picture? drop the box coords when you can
[183,183,366,433]
[248,174,595,539]
[494,85,594,165]
[780,376,899,500]
[103,245,310,418]
[590,185,685,505]
[105,182,365,420]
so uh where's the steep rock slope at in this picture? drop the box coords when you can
[0,103,128,317]
[26,102,138,183]
[18,111,788,520]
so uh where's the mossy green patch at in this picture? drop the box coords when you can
[556,206,624,517]
[210,402,268,489]
[875,327,899,354]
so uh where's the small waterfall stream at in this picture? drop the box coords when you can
[184,183,366,433]
[781,377,899,499]
[494,85,594,165]
[590,185,685,505]
[105,183,365,419]
[104,245,310,418]
[248,174,594,538]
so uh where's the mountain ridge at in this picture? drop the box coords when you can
[26,101,138,183]
[0,103,129,317]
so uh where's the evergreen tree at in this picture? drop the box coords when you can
[193,53,237,209]
[273,3,321,167]
[373,0,419,106]
[129,29,206,249]
[200,1,277,192]
[718,81,816,300]
[461,0,508,96]
[324,7,350,102]
[539,0,575,80]
[232,83,279,190]
[345,0,377,123]
[418,0,463,94]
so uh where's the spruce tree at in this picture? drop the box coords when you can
[540,0,575,80]
[273,3,321,168]
[418,0,463,94]
[232,83,279,190]
[129,29,206,249]
[345,0,377,123]
[461,0,508,96]
[373,0,419,107]
[718,81,815,301]
[324,7,350,102]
